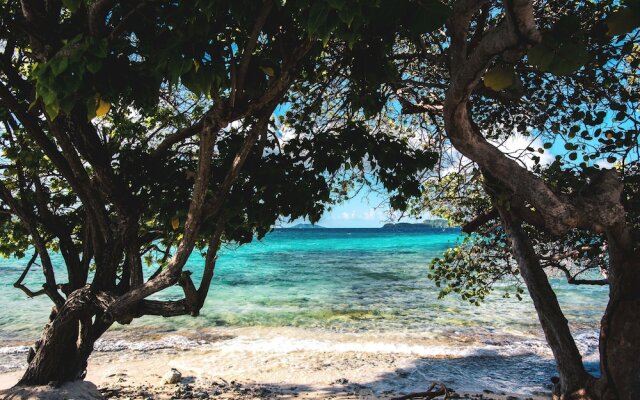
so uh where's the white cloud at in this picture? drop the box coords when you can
[278,125,297,143]
[595,159,615,169]
[494,134,555,168]
[438,133,555,176]
[362,208,384,220]
[338,211,356,220]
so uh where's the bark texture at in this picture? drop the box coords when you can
[598,228,640,399]
[19,287,113,385]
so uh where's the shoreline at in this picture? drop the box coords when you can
[0,327,556,399]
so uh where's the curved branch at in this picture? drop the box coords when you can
[151,119,205,159]
[13,251,48,298]
[0,180,65,306]
[197,221,225,308]
[443,0,625,235]
[203,109,273,218]
[462,207,498,234]
[0,81,112,242]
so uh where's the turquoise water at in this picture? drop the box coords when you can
[0,228,608,339]
[0,228,609,389]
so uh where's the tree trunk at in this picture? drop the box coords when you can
[496,206,597,399]
[597,228,640,400]
[18,287,112,386]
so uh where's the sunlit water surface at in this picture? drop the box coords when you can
[0,228,607,395]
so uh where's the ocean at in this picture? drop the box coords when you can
[0,228,607,395]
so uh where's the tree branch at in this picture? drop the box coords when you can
[203,109,273,219]
[0,180,65,306]
[235,0,274,98]
[462,207,498,234]
[13,250,48,298]
[494,199,592,390]
[151,119,205,159]
[197,221,225,309]
[443,0,625,235]
[88,0,117,36]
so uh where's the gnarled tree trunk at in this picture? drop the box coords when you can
[19,287,113,386]
[598,227,640,400]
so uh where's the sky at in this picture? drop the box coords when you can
[282,189,425,228]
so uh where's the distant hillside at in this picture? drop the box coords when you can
[382,219,450,229]
[288,223,326,229]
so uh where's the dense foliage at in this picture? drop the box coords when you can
[0,0,448,385]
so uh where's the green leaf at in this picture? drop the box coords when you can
[548,42,590,75]
[326,0,345,10]
[528,40,555,71]
[408,0,451,34]
[338,7,356,26]
[483,64,516,91]
[307,3,329,36]
[86,97,97,120]
[61,0,81,12]
[45,102,60,120]
[38,86,57,106]
[552,15,581,37]
[50,57,69,76]
[528,36,590,76]
[607,7,640,36]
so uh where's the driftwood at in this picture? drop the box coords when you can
[391,381,449,400]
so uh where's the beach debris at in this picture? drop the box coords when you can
[162,368,182,384]
[333,378,349,385]
[390,381,449,400]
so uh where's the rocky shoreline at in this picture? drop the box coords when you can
[2,374,546,400]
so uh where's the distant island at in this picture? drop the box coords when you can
[382,219,450,229]
[288,223,326,229]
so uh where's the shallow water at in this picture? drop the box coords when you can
[0,228,608,394]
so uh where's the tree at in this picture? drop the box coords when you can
[0,0,445,385]
[271,0,639,396]
[386,0,639,398]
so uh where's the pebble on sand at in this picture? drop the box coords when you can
[162,368,182,385]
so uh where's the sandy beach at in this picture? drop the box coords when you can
[0,327,552,399]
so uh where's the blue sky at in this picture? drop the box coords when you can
[282,189,425,228]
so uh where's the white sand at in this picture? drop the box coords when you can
[0,327,550,399]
